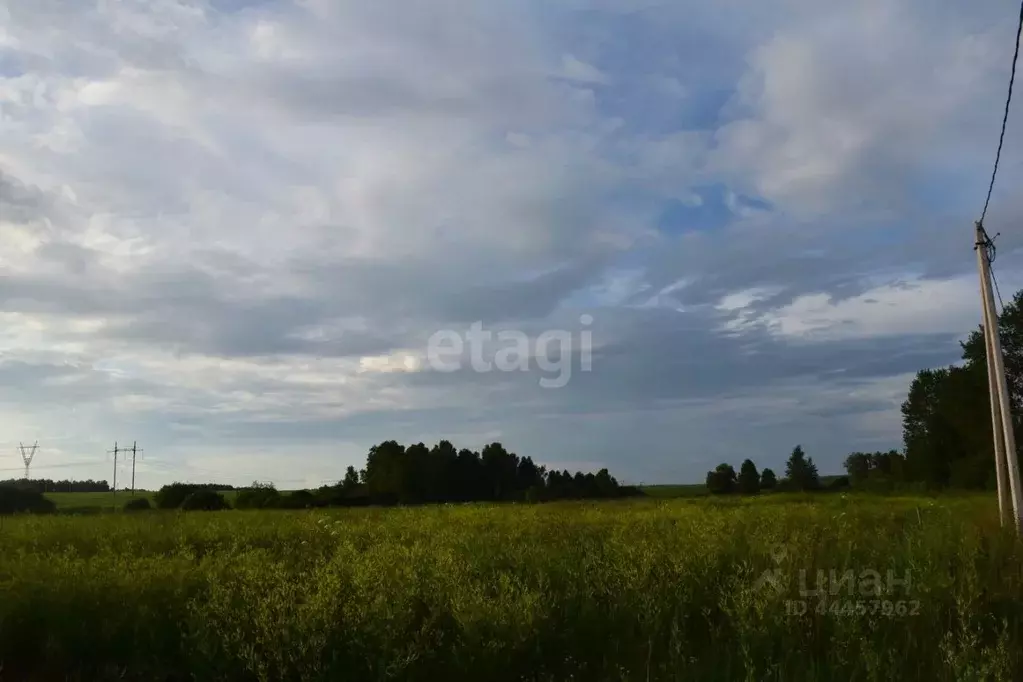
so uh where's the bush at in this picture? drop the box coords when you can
[180,490,230,512]
[0,486,55,515]
[123,497,152,512]
[828,476,851,491]
[274,490,313,509]
[155,483,202,509]
[155,483,237,509]
[234,483,281,510]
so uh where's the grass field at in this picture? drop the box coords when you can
[639,483,708,498]
[2,493,1022,681]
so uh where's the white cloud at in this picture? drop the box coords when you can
[754,276,984,342]
[560,54,608,84]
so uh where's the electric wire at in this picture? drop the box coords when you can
[979,0,1023,226]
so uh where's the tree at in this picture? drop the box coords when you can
[961,289,1023,414]
[895,289,1023,490]
[706,463,737,495]
[355,439,635,506]
[844,450,907,488]
[342,466,360,490]
[784,446,819,491]
[760,468,777,490]
[180,490,230,511]
[737,459,760,495]
[279,490,315,509]
[234,482,281,510]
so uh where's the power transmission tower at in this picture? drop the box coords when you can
[18,441,38,480]
[975,224,1023,533]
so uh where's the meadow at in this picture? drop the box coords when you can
[1,493,1022,681]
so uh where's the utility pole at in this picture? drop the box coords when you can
[109,442,118,511]
[976,222,1023,533]
[129,441,143,496]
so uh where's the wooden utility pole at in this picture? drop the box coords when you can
[976,222,1023,533]
[111,441,118,510]
[129,441,143,496]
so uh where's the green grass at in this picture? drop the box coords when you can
[639,483,708,498]
[2,494,1022,681]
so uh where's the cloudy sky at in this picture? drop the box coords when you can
[2,0,1022,488]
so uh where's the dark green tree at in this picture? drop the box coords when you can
[180,490,230,511]
[234,481,280,510]
[705,463,737,495]
[737,459,760,494]
[896,289,1023,490]
[760,468,777,490]
[784,446,819,491]
[342,466,360,490]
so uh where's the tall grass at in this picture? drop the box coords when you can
[0,494,1021,681]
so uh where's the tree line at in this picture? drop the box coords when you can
[224,439,640,510]
[0,478,112,493]
[705,445,823,494]
[836,289,1023,491]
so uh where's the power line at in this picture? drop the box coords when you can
[992,262,1007,312]
[979,0,1023,226]
[0,461,100,474]
[979,229,1008,312]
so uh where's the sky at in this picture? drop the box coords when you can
[1,0,1023,488]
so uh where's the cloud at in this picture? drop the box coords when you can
[0,0,1020,486]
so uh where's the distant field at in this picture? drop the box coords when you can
[45,490,238,511]
[639,483,708,498]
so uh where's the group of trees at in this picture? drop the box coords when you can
[0,478,111,493]
[153,483,234,510]
[842,450,906,490]
[835,289,1023,491]
[358,440,636,504]
[228,440,639,510]
[705,446,819,495]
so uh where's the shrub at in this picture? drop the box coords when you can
[828,476,851,491]
[123,497,152,512]
[277,490,315,509]
[155,483,202,509]
[180,490,230,512]
[0,486,55,515]
[234,483,281,510]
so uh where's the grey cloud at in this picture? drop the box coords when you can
[0,0,1019,486]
